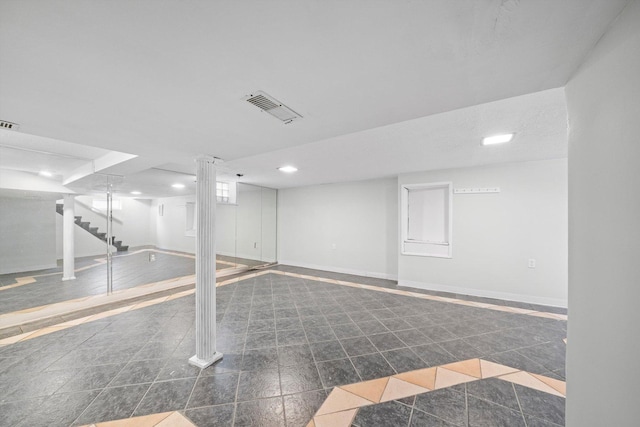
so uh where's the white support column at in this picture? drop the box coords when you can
[189,155,223,369]
[62,194,76,281]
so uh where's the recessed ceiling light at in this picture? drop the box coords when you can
[172,183,185,189]
[482,133,514,145]
[130,191,142,195]
[39,170,53,177]
[278,166,298,173]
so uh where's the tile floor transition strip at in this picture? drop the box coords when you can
[0,248,248,291]
[0,271,276,346]
[75,359,565,427]
[78,410,196,427]
[308,357,566,427]
[0,275,197,328]
[267,270,568,321]
[0,269,566,347]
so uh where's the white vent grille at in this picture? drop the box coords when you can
[0,120,19,131]
[246,91,302,124]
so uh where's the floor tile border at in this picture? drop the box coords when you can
[267,270,568,321]
[308,357,566,427]
[74,358,565,427]
[0,269,566,348]
[0,248,244,291]
[79,410,196,427]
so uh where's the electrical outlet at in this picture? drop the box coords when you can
[528,259,536,268]
[149,253,156,262]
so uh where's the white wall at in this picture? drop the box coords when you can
[398,159,568,307]
[236,184,262,260]
[277,178,398,279]
[235,184,278,262]
[261,187,277,263]
[152,195,239,256]
[565,1,640,425]
[153,195,197,254]
[216,203,237,257]
[0,197,57,274]
[153,188,277,262]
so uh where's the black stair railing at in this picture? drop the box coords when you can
[55,204,129,252]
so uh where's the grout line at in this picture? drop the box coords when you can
[268,270,568,321]
[512,381,530,427]
[1,269,566,360]
[311,358,564,426]
[464,383,470,427]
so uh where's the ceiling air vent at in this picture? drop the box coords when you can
[0,120,19,131]
[245,91,302,124]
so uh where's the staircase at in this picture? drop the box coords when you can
[56,204,129,252]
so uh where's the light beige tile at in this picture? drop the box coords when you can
[508,307,536,315]
[314,409,358,427]
[337,280,355,286]
[498,371,564,397]
[434,367,477,389]
[0,331,35,345]
[0,283,24,291]
[85,310,118,322]
[442,359,482,378]
[306,419,316,427]
[132,299,164,310]
[393,367,437,390]
[490,306,519,313]
[454,300,481,307]
[96,411,172,426]
[479,359,519,379]
[15,305,47,314]
[315,388,373,416]
[154,411,196,426]
[472,302,493,309]
[58,315,93,327]
[529,312,560,319]
[25,325,69,339]
[340,377,389,403]
[380,377,430,402]
[531,373,566,396]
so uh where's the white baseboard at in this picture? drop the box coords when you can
[398,279,567,308]
[277,259,398,281]
[217,250,275,264]
[1,262,58,275]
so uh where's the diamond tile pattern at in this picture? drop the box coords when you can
[0,266,566,426]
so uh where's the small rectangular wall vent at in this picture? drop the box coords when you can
[0,120,19,131]
[246,91,302,124]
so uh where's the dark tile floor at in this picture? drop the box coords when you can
[0,271,566,426]
[352,378,565,426]
[0,249,271,315]
[270,265,568,315]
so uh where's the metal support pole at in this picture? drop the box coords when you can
[62,194,76,281]
[106,178,113,295]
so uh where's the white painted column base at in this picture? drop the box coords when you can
[188,352,223,369]
[61,276,76,281]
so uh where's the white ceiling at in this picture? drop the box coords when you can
[0,129,111,178]
[227,87,569,188]
[0,0,629,195]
